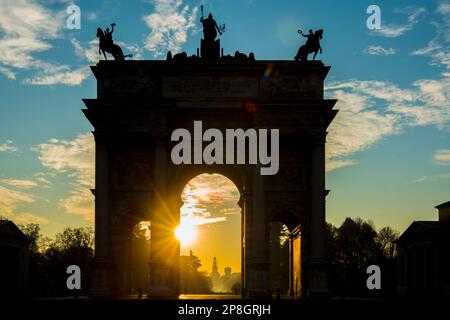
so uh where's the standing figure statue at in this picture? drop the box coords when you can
[200,6,224,59]
[294,29,323,61]
[96,23,132,61]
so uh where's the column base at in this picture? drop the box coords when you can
[147,288,179,300]
[147,261,179,299]
[248,289,272,299]
[246,259,271,299]
[307,259,330,299]
[89,257,116,299]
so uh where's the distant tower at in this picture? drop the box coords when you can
[210,256,221,291]
[211,257,219,277]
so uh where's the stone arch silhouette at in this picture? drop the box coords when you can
[83,60,337,298]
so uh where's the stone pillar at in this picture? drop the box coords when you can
[289,236,295,296]
[238,193,246,297]
[288,226,301,297]
[246,167,271,298]
[148,140,179,298]
[242,190,251,297]
[308,135,329,297]
[90,134,115,297]
[110,226,134,296]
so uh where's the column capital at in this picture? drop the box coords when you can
[310,131,327,146]
[92,130,109,142]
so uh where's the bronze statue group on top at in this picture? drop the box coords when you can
[294,29,324,61]
[96,10,323,62]
[96,23,133,61]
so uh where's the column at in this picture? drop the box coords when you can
[309,134,329,297]
[242,190,251,297]
[90,133,115,297]
[289,236,295,296]
[238,193,246,297]
[148,140,179,298]
[246,167,271,298]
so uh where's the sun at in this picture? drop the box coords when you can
[175,222,197,246]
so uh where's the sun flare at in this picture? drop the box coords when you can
[175,222,197,246]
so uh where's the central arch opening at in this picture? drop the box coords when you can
[177,173,241,296]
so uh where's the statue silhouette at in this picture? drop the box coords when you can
[200,6,223,59]
[97,23,132,61]
[294,29,323,61]
[200,10,222,42]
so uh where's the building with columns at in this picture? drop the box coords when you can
[397,201,450,298]
[0,220,29,297]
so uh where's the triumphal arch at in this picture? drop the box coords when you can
[83,56,337,298]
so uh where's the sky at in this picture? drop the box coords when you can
[0,0,449,274]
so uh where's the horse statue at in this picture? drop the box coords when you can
[294,29,323,61]
[96,23,132,61]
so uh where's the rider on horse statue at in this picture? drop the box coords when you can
[97,23,132,61]
[294,28,323,61]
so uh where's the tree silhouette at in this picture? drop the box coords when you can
[17,224,94,297]
[18,223,40,255]
[180,250,211,294]
[327,217,399,298]
[376,226,398,260]
[189,250,202,270]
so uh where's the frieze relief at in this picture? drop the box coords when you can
[162,76,259,99]
[100,72,160,98]
[260,73,319,98]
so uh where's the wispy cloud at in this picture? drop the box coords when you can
[85,12,97,21]
[326,159,357,172]
[32,133,94,184]
[0,0,61,69]
[325,82,400,171]
[0,185,50,224]
[0,0,91,85]
[0,179,38,189]
[326,76,450,171]
[0,65,16,79]
[410,4,450,72]
[34,172,52,188]
[366,45,396,56]
[411,39,442,56]
[59,188,94,221]
[372,7,426,37]
[434,149,450,164]
[32,133,94,221]
[181,173,240,225]
[24,66,91,86]
[143,0,198,57]
[327,7,450,171]
[437,2,450,15]
[414,173,450,183]
[0,140,18,153]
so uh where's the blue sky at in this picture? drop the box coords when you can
[0,0,449,239]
